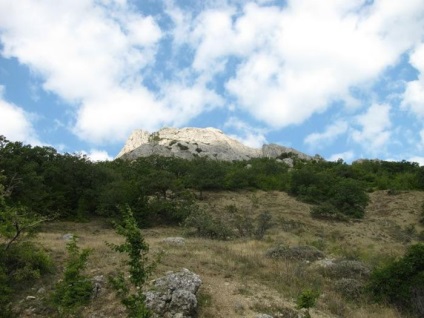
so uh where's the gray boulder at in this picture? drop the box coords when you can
[145,268,202,318]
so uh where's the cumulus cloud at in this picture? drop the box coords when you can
[0,86,39,144]
[82,149,113,162]
[225,117,267,148]
[304,121,348,147]
[175,0,424,128]
[402,43,424,117]
[1,0,424,152]
[328,150,355,163]
[0,0,224,144]
[408,156,424,166]
[351,103,391,151]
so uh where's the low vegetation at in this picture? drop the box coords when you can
[1,135,424,317]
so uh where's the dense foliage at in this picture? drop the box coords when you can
[368,243,424,316]
[2,135,424,225]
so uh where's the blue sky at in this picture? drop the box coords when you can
[1,0,424,163]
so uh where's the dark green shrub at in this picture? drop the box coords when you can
[296,289,320,317]
[330,178,369,218]
[0,242,52,316]
[51,238,92,316]
[0,261,13,316]
[367,243,424,316]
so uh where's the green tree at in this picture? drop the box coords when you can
[108,206,154,318]
[330,178,369,218]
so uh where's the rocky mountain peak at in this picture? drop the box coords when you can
[116,127,314,164]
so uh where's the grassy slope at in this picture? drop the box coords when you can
[17,190,424,317]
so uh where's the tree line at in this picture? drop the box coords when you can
[1,135,424,224]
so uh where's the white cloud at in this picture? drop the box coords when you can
[0,0,223,144]
[304,121,348,147]
[2,0,424,150]
[351,103,391,151]
[0,86,39,144]
[328,150,355,163]
[225,117,267,148]
[83,149,113,162]
[175,0,424,128]
[402,43,424,117]
[420,130,424,149]
[408,156,424,166]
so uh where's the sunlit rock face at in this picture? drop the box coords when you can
[117,127,313,163]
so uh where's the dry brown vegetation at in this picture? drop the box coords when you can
[15,190,424,317]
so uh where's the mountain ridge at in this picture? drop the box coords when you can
[117,127,316,163]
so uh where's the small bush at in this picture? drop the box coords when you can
[297,289,320,309]
[255,211,273,240]
[51,238,92,316]
[184,208,233,240]
[225,204,254,238]
[367,243,424,316]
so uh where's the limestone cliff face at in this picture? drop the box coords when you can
[116,127,313,163]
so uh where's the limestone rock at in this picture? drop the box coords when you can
[145,268,202,318]
[116,127,314,162]
[116,130,150,158]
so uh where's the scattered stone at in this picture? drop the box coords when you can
[62,233,74,241]
[37,287,46,294]
[145,268,202,318]
[91,275,105,298]
[256,314,273,318]
[26,296,36,300]
[162,237,186,246]
[266,245,325,262]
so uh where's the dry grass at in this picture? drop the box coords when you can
[14,190,424,317]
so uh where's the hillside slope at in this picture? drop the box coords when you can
[17,190,424,318]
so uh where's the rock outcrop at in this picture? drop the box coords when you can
[145,268,202,318]
[117,127,315,163]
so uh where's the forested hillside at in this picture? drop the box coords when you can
[1,135,424,317]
